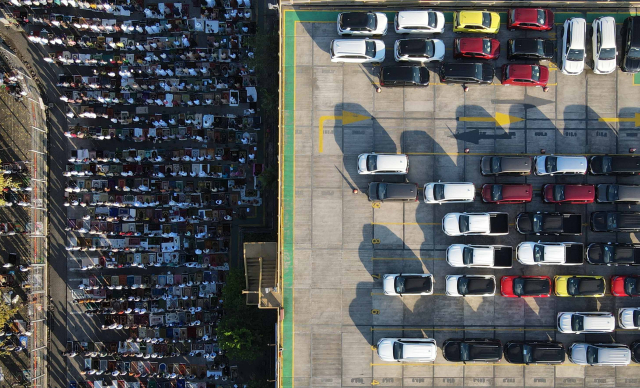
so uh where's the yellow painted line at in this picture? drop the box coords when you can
[371,327,556,332]
[599,113,640,127]
[371,257,446,261]
[371,222,440,225]
[459,112,524,126]
[319,110,370,153]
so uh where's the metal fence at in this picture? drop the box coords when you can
[0,46,48,388]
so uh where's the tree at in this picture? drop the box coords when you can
[217,270,270,361]
[0,163,18,207]
[0,302,18,328]
[257,164,277,192]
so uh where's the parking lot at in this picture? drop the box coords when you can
[279,7,640,388]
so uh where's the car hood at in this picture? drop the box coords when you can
[377,338,395,361]
[595,59,617,74]
[374,40,386,61]
[357,154,367,172]
[446,245,465,267]
[570,343,589,364]
[424,183,435,202]
[442,213,462,236]
[383,275,396,295]
[445,276,461,295]
[555,277,569,295]
[620,309,638,329]
[435,13,446,31]
[557,313,574,332]
[517,242,535,264]
[591,212,607,231]
[433,39,446,60]
[624,56,640,72]
[563,58,585,74]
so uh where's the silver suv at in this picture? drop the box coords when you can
[569,343,631,366]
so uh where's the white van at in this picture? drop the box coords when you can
[557,312,615,333]
[377,338,437,362]
[395,11,445,34]
[330,39,385,64]
[357,153,408,174]
[561,18,587,75]
[592,17,617,74]
[569,343,631,366]
[423,182,475,203]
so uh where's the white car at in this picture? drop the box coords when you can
[382,274,433,296]
[592,17,617,74]
[569,343,631,366]
[395,11,445,34]
[561,18,587,75]
[516,242,570,265]
[534,155,587,175]
[394,38,446,62]
[445,275,496,297]
[618,307,640,329]
[330,39,385,64]
[357,153,408,175]
[557,312,615,334]
[377,338,437,362]
[442,212,509,236]
[423,181,474,203]
[337,12,388,36]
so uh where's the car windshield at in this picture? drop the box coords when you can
[459,215,470,233]
[463,247,474,265]
[567,48,584,61]
[537,9,546,25]
[377,183,387,200]
[365,40,376,59]
[513,278,525,296]
[392,341,403,360]
[433,184,445,200]
[586,346,598,365]
[366,13,377,30]
[531,65,540,81]
[625,277,638,296]
[571,315,584,332]
[629,47,640,59]
[607,213,618,230]
[394,276,406,294]
[603,245,615,263]
[481,12,492,28]
[600,47,616,60]
[634,311,640,327]
[482,39,492,54]
[366,155,377,171]
[601,156,612,173]
[460,343,470,361]
[522,344,533,364]
[545,156,558,173]
[567,277,580,296]
[457,277,469,295]
[491,185,503,201]
[427,12,437,28]
[553,185,565,201]
[425,41,435,57]
[532,214,543,233]
[491,157,502,173]
[533,244,544,262]
[606,185,619,201]
[474,64,483,81]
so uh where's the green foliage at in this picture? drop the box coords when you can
[247,380,273,388]
[0,162,18,207]
[258,164,278,192]
[245,30,279,121]
[217,269,269,361]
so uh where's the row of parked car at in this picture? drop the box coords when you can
[377,337,640,366]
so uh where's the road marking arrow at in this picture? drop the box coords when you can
[458,112,524,127]
[319,110,370,153]
[599,113,640,127]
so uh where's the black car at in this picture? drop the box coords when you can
[621,16,640,73]
[443,339,502,363]
[591,211,640,232]
[590,155,640,175]
[516,212,582,235]
[439,62,494,84]
[507,38,555,60]
[480,156,532,176]
[504,341,565,365]
[380,65,430,87]
[596,184,640,203]
[631,341,640,363]
[368,182,418,202]
[586,243,640,265]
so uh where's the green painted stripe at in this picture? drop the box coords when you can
[634,72,640,85]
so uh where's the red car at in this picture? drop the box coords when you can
[454,38,500,60]
[501,64,549,87]
[507,8,554,31]
[482,183,532,204]
[501,276,552,297]
[611,275,640,297]
[543,184,595,204]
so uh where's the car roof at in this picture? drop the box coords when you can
[511,38,542,52]
[469,342,502,360]
[598,346,631,363]
[459,10,485,25]
[582,314,615,331]
[402,342,436,359]
[506,64,535,80]
[340,12,371,28]
[499,184,531,198]
[617,185,640,201]
[442,62,481,75]
[521,278,550,295]
[459,37,486,53]
[500,156,531,172]
[399,39,429,55]
[564,184,594,198]
[531,346,565,362]
[628,17,640,44]
[576,278,605,294]
[382,66,417,82]
[443,183,475,200]
[466,277,495,294]
[514,8,542,24]
[402,276,432,293]
[611,156,640,171]
[332,39,367,55]
[568,18,586,48]
[374,154,407,170]
[384,182,417,198]
[598,17,617,47]
[556,156,587,172]
[397,11,433,26]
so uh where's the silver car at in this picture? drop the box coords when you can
[569,343,631,366]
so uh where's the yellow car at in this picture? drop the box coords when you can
[554,275,605,297]
[453,11,500,34]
